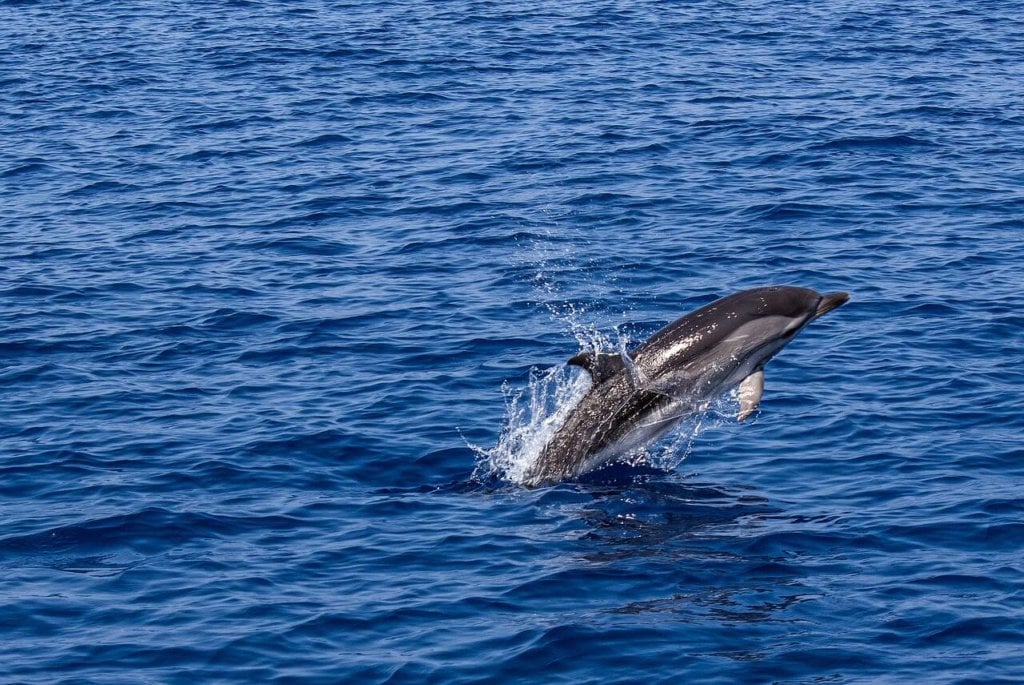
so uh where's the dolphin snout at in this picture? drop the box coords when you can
[815,291,850,318]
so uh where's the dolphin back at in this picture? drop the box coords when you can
[635,286,823,369]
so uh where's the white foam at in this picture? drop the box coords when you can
[471,364,591,484]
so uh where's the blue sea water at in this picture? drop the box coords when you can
[3,0,1024,682]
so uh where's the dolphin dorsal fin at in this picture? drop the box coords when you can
[567,351,626,385]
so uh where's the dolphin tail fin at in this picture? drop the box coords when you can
[737,369,764,421]
[567,351,626,385]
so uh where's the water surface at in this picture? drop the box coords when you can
[3,1,1023,682]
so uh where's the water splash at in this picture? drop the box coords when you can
[472,363,742,486]
[472,231,607,483]
[471,364,591,484]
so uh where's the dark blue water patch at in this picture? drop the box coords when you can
[192,308,278,331]
[0,508,238,559]
[2,159,57,177]
[738,201,836,221]
[292,132,353,148]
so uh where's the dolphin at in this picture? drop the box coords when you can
[522,286,850,487]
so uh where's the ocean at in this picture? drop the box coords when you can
[2,1,1023,682]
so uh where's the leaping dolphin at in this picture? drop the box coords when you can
[522,286,850,487]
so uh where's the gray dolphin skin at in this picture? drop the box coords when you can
[522,286,850,488]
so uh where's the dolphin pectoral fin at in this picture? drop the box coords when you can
[567,351,626,385]
[737,369,764,421]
